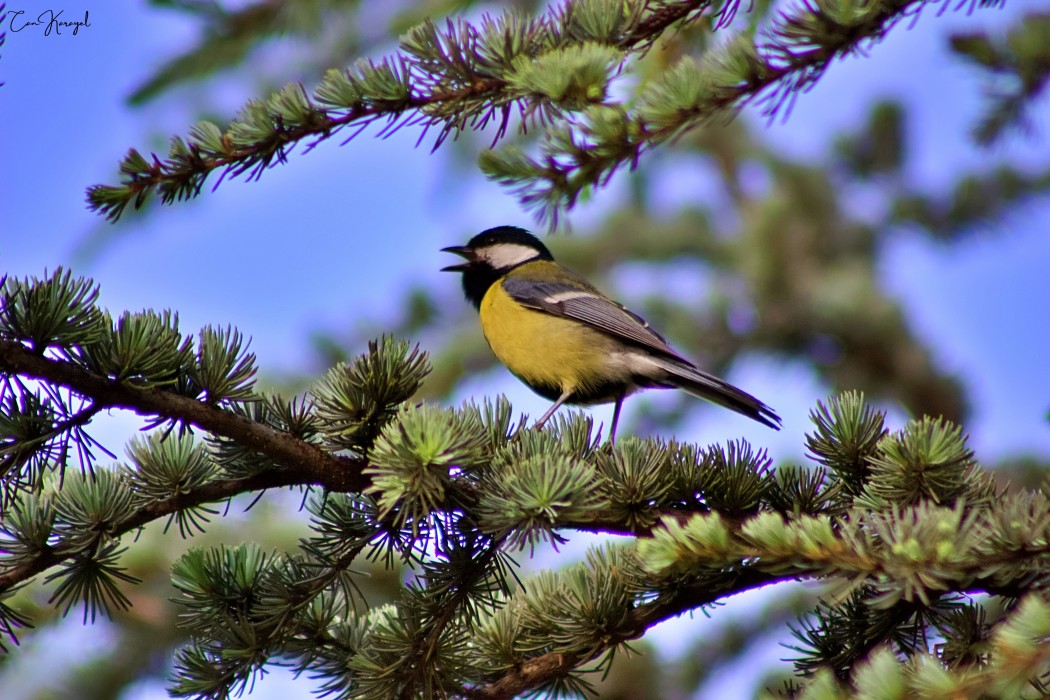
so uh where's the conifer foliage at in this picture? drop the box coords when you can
[86,0,1018,227]
[1,270,1048,697]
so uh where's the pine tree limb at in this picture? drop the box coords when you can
[0,338,366,494]
[468,567,777,699]
[0,468,306,594]
[87,0,1006,223]
[86,0,721,221]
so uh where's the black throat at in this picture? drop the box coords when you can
[461,264,502,310]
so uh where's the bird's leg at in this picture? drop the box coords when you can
[609,394,624,444]
[534,390,573,430]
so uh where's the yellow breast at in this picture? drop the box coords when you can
[479,278,628,402]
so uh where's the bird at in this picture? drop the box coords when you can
[441,226,781,442]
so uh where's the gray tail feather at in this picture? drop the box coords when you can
[649,357,782,430]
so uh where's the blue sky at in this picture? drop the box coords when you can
[2,1,1049,698]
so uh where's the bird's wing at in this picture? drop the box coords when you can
[501,278,690,363]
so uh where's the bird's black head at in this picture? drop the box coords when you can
[441,226,554,309]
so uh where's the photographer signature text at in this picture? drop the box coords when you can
[7,9,91,36]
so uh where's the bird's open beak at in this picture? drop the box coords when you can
[440,245,475,272]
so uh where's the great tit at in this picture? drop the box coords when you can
[442,226,781,441]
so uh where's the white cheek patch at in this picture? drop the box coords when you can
[479,243,542,269]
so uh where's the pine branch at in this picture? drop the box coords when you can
[950,11,1050,145]
[0,467,310,594]
[480,0,1007,224]
[639,504,1050,606]
[399,534,510,700]
[787,590,929,680]
[892,164,1050,240]
[792,594,1050,697]
[169,528,375,691]
[86,0,719,222]
[0,328,766,614]
[0,390,105,499]
[0,331,379,596]
[128,0,366,105]
[0,333,759,621]
[0,338,366,493]
[468,567,777,699]
[87,0,1006,223]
